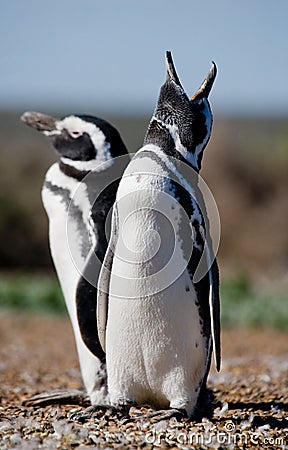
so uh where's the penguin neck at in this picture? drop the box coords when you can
[145,117,200,173]
[59,157,115,181]
[59,160,89,181]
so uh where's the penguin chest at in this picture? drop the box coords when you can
[41,166,92,312]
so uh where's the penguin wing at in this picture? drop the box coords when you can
[76,245,106,362]
[75,178,121,361]
[191,246,221,373]
[209,257,221,372]
[97,203,119,353]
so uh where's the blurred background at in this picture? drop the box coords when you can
[0,0,287,328]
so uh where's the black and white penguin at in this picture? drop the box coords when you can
[93,52,220,419]
[21,111,129,405]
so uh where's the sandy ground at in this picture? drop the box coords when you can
[0,312,287,449]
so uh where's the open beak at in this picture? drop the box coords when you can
[165,51,183,88]
[191,62,217,101]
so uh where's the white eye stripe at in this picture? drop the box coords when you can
[57,116,94,136]
[152,116,199,170]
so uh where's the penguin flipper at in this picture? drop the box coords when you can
[189,219,221,372]
[76,246,106,362]
[209,258,221,372]
[97,204,119,353]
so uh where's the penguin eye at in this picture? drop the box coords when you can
[69,130,82,139]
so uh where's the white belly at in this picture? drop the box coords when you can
[106,180,208,415]
[107,272,207,413]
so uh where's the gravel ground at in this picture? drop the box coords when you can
[0,312,287,449]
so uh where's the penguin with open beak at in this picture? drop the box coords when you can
[79,52,220,420]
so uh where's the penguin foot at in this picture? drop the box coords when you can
[70,405,107,422]
[22,389,89,407]
[112,398,135,415]
[71,403,131,422]
[124,407,186,423]
[71,399,135,422]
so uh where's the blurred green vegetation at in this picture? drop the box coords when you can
[220,273,288,330]
[0,272,287,329]
[0,273,66,315]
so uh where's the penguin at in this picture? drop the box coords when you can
[92,52,221,419]
[20,111,130,406]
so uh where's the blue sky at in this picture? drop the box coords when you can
[1,1,288,115]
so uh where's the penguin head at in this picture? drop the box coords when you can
[145,51,217,172]
[21,112,128,171]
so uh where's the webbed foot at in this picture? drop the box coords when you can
[70,405,109,422]
[124,407,186,423]
[71,401,134,422]
[22,389,89,407]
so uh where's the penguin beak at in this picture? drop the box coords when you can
[20,111,58,133]
[190,62,217,101]
[165,52,217,100]
[165,51,183,88]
